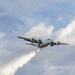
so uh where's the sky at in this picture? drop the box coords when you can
[0,0,75,49]
[0,0,75,74]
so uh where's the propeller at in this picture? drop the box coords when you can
[50,41,55,46]
[56,42,60,45]
[31,38,35,43]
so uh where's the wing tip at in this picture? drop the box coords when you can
[17,36,21,38]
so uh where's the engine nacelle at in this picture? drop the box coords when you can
[57,42,60,45]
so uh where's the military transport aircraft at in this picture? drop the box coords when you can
[18,36,68,48]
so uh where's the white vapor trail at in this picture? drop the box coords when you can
[0,49,41,75]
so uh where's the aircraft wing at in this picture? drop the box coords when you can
[50,41,69,46]
[18,36,31,42]
[58,42,68,45]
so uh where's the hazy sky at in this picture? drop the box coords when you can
[0,0,75,75]
[0,0,75,48]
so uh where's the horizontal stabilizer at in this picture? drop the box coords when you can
[26,43,37,46]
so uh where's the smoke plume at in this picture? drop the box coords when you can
[0,49,40,75]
